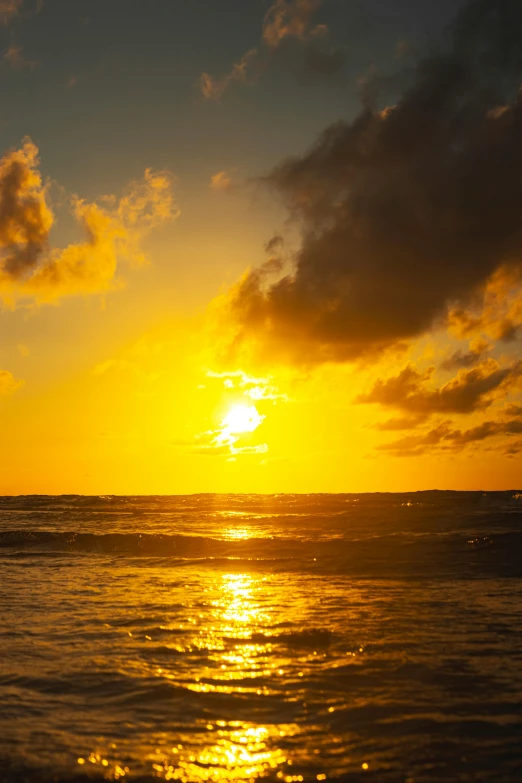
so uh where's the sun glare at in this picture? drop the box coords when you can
[222,404,263,435]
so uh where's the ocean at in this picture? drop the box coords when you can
[0,492,521,783]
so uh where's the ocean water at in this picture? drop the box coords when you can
[1,492,521,783]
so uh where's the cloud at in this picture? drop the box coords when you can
[448,267,522,344]
[2,43,37,69]
[504,439,522,456]
[199,0,342,100]
[199,48,258,101]
[262,0,323,48]
[376,421,455,457]
[0,138,177,305]
[210,170,233,192]
[0,368,22,394]
[92,359,138,376]
[503,403,522,417]
[215,0,522,365]
[206,369,288,401]
[189,435,268,457]
[440,338,491,371]
[0,0,22,25]
[357,360,522,416]
[0,139,52,280]
[373,414,428,431]
[377,412,522,457]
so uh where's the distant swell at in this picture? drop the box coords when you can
[1,528,521,577]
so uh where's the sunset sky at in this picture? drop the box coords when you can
[1,0,521,494]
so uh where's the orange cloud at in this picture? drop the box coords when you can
[199,48,257,101]
[210,170,233,192]
[0,0,23,25]
[0,139,177,305]
[0,368,22,394]
[448,267,522,344]
[2,43,37,69]
[262,0,323,48]
[199,0,341,100]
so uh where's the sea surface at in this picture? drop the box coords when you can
[1,492,521,783]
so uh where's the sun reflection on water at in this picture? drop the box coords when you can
[78,572,312,782]
[146,574,299,782]
[219,573,269,627]
[146,721,294,782]
[222,527,252,540]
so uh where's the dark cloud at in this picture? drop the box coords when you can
[299,43,344,82]
[0,139,51,278]
[440,338,490,370]
[221,0,522,364]
[503,403,522,417]
[373,414,428,431]
[496,320,520,342]
[504,439,522,456]
[357,360,522,416]
[377,421,454,457]
[377,412,522,457]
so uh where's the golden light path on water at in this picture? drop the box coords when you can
[78,570,315,782]
[165,574,297,783]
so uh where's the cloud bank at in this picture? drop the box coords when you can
[217,0,522,365]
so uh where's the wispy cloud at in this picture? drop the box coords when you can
[209,170,234,192]
[199,0,343,100]
[376,413,522,458]
[440,338,491,372]
[199,48,258,101]
[177,401,268,458]
[0,0,41,26]
[2,43,37,69]
[206,369,289,401]
[174,370,288,458]
[0,368,23,394]
[262,0,323,48]
[0,0,23,26]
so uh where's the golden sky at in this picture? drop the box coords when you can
[0,0,521,493]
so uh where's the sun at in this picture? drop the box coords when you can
[222,404,263,435]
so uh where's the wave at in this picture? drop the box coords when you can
[1,528,521,577]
